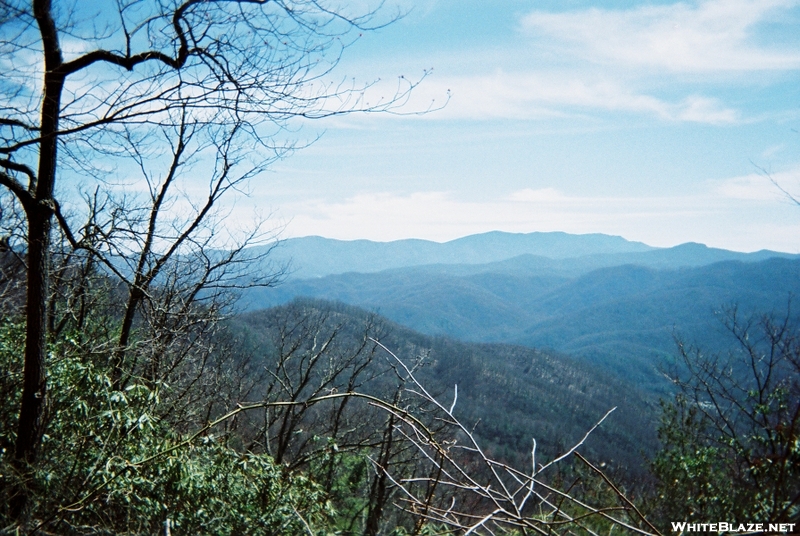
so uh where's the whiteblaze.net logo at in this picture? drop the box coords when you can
[671,522,796,533]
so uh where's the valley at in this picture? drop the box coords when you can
[240,232,800,392]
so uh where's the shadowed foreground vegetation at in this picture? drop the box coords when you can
[2,228,798,533]
[0,236,664,533]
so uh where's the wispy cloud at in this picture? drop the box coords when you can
[712,173,778,200]
[712,168,800,202]
[411,71,738,123]
[270,183,800,252]
[520,0,800,72]
[332,1,800,124]
[761,143,788,159]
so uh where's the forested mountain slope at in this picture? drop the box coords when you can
[512,258,800,385]
[241,255,800,390]
[230,299,659,479]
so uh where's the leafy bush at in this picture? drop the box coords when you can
[0,314,333,534]
[653,310,800,525]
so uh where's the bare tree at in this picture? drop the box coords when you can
[0,0,428,519]
[240,301,393,467]
[0,193,26,315]
[369,339,663,536]
[654,307,800,523]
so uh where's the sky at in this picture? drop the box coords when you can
[246,0,800,252]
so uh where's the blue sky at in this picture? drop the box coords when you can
[245,0,800,252]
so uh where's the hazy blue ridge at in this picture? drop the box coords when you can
[244,231,655,279]
[239,233,797,284]
[228,235,800,477]
[239,254,800,391]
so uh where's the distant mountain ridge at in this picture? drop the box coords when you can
[255,231,655,279]
[249,231,796,280]
[239,232,800,392]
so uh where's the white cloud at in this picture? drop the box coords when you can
[672,95,736,123]
[508,188,567,202]
[410,71,738,123]
[712,168,800,201]
[269,184,800,252]
[712,173,778,200]
[520,0,800,72]
[321,1,797,124]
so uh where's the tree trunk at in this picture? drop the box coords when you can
[11,0,63,520]
[9,206,51,521]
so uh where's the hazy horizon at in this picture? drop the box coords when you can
[276,229,799,254]
[232,1,800,254]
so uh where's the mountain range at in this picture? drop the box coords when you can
[248,231,795,280]
[238,232,800,391]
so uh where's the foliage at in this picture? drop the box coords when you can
[0,312,332,534]
[652,395,735,521]
[653,309,800,526]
